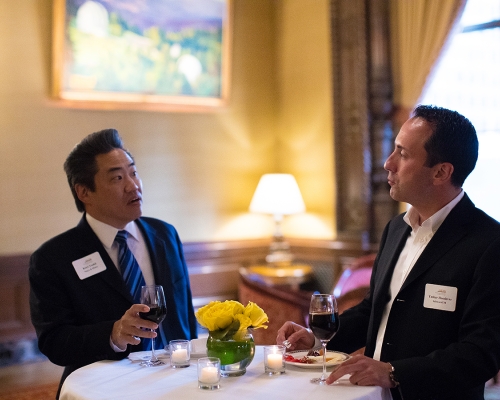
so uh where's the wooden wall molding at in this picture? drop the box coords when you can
[1,238,374,344]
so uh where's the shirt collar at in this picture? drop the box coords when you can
[85,214,139,249]
[403,190,464,233]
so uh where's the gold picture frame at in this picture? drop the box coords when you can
[52,0,232,112]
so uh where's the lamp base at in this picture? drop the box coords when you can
[265,236,294,267]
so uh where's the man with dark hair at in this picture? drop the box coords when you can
[29,129,197,397]
[277,105,500,399]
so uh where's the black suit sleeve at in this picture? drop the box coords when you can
[29,248,130,367]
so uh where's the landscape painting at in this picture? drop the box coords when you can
[52,0,231,110]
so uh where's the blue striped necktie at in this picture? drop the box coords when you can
[115,230,145,304]
[115,230,166,350]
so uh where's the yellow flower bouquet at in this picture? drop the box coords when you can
[196,300,269,340]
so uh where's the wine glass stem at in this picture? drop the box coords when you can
[321,341,328,381]
[151,333,157,362]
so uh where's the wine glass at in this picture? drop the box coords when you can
[308,293,339,385]
[139,285,167,367]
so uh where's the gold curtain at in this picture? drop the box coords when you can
[389,0,466,127]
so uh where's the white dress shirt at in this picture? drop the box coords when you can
[86,214,155,286]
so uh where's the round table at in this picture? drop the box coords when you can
[60,346,386,400]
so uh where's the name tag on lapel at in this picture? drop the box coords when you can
[423,284,457,312]
[72,252,107,280]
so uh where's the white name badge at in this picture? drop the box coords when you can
[423,284,457,312]
[72,252,107,280]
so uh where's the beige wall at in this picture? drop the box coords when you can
[276,0,335,238]
[0,0,335,255]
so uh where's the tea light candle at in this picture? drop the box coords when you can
[199,366,219,384]
[172,348,188,363]
[267,353,283,369]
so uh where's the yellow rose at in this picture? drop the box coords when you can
[234,313,253,331]
[195,300,246,331]
[244,302,269,329]
[224,300,246,316]
[196,300,268,335]
[195,301,232,331]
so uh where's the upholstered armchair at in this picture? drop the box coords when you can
[238,274,312,345]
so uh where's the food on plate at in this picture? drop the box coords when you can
[284,352,346,364]
[284,354,315,364]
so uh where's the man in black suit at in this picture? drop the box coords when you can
[29,129,197,396]
[277,105,500,399]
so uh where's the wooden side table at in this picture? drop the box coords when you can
[239,264,313,290]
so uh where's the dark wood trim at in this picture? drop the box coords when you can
[183,237,376,263]
[0,254,36,343]
[183,238,270,265]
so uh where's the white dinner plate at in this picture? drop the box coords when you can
[284,350,349,369]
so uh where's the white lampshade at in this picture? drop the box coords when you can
[249,174,306,216]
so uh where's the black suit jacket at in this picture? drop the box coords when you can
[329,194,500,399]
[29,215,197,393]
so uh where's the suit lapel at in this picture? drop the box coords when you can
[373,218,411,302]
[75,216,134,302]
[364,217,411,352]
[135,219,170,286]
[400,195,474,291]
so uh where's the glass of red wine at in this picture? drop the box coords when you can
[308,293,339,384]
[139,285,167,367]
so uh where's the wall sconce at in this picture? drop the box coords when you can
[249,173,306,266]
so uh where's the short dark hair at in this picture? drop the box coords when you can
[413,105,478,187]
[63,129,132,212]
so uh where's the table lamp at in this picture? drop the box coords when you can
[249,173,306,266]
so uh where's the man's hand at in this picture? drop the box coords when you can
[276,321,315,350]
[326,354,395,387]
[111,304,158,350]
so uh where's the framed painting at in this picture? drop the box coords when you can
[52,0,232,111]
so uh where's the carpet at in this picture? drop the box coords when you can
[0,383,58,400]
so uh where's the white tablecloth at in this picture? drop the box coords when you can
[60,347,386,400]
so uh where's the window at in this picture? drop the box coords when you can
[420,0,500,221]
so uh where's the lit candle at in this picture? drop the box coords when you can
[171,348,188,363]
[267,353,283,369]
[199,366,219,383]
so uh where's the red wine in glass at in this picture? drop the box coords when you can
[139,306,167,324]
[308,294,339,385]
[309,311,339,341]
[139,285,167,367]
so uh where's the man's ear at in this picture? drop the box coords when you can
[75,184,90,205]
[433,162,454,185]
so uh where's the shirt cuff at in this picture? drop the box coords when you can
[110,336,127,352]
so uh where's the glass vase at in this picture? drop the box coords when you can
[206,330,255,377]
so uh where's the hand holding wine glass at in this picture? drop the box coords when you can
[308,293,339,385]
[139,285,167,367]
